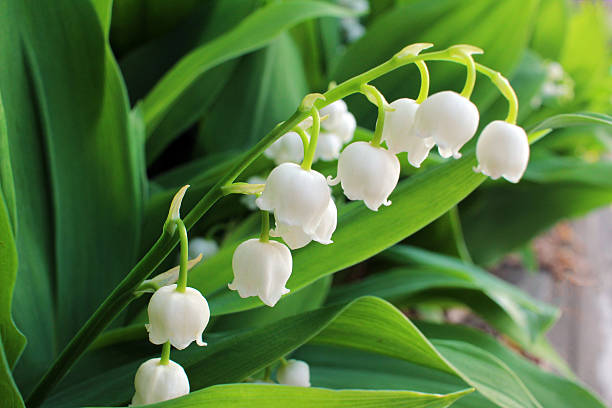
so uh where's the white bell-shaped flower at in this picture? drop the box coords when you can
[319,100,348,130]
[413,91,479,159]
[229,238,292,307]
[264,131,305,165]
[277,359,311,387]
[256,163,331,236]
[187,237,218,260]
[271,198,336,249]
[131,358,189,406]
[381,98,434,167]
[146,284,210,350]
[327,111,356,144]
[329,141,400,211]
[314,132,343,162]
[475,120,530,183]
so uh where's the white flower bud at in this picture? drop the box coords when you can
[329,141,400,211]
[131,358,189,406]
[256,163,332,236]
[264,131,305,165]
[146,284,210,349]
[229,238,292,307]
[188,237,218,260]
[413,91,479,159]
[277,359,311,387]
[381,98,434,167]
[475,120,530,183]
[271,198,336,250]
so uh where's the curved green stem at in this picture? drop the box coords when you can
[474,63,518,124]
[448,206,472,264]
[26,44,520,408]
[159,341,171,365]
[260,211,270,242]
[293,125,310,154]
[361,84,386,147]
[300,107,320,170]
[175,219,189,292]
[415,60,430,104]
[459,53,476,99]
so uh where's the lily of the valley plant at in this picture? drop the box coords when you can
[26,42,534,407]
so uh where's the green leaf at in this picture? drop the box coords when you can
[462,156,612,264]
[49,297,467,407]
[19,0,145,347]
[419,322,606,408]
[294,346,491,408]
[530,0,569,60]
[141,0,355,136]
[329,245,559,347]
[110,0,205,57]
[116,383,471,408]
[0,167,26,368]
[529,112,612,132]
[0,333,24,408]
[433,340,542,408]
[120,0,259,164]
[212,275,332,332]
[560,2,612,112]
[0,0,57,392]
[196,32,309,154]
[0,0,146,392]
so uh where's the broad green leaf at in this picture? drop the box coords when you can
[419,322,606,408]
[48,297,466,407]
[529,112,612,132]
[120,0,259,163]
[0,0,146,393]
[115,383,471,408]
[212,275,333,332]
[142,0,355,135]
[328,245,559,346]
[0,62,17,234]
[0,172,26,368]
[462,156,612,264]
[530,0,569,60]
[18,0,145,348]
[294,346,491,408]
[0,0,57,392]
[433,340,541,408]
[560,2,612,112]
[110,0,205,57]
[196,32,309,154]
[0,333,24,408]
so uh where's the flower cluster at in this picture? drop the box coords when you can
[229,44,530,309]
